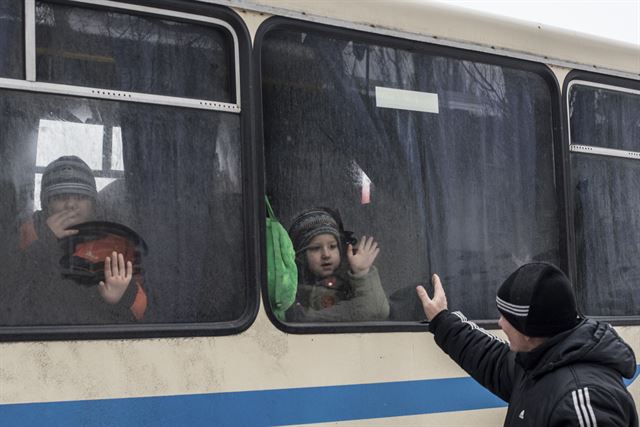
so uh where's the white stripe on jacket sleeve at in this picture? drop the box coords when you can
[572,388,597,427]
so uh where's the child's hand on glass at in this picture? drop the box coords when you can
[98,251,133,304]
[347,235,380,278]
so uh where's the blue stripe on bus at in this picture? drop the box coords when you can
[1,366,638,427]
[624,364,640,386]
[1,377,504,427]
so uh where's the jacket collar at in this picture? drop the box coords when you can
[515,320,583,373]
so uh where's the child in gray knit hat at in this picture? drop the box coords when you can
[38,155,98,240]
[286,208,389,322]
[14,156,146,324]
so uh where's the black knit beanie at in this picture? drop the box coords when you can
[496,263,581,337]
[41,156,97,208]
[288,208,341,254]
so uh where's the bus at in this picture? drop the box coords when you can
[0,0,638,425]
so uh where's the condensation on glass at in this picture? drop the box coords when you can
[569,83,640,316]
[35,1,234,102]
[261,27,561,322]
[0,4,245,326]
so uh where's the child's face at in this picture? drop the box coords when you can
[305,233,341,279]
[48,194,94,225]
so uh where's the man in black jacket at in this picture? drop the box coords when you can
[417,262,638,426]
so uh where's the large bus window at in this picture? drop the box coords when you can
[260,23,562,324]
[0,1,23,79]
[569,80,640,316]
[0,90,245,326]
[35,1,234,102]
[0,2,250,333]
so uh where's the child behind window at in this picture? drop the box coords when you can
[285,208,389,322]
[12,155,146,325]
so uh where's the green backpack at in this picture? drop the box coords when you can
[265,196,298,321]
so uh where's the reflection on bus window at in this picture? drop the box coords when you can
[0,1,246,328]
[0,89,245,326]
[262,26,561,322]
[35,1,234,102]
[569,83,640,316]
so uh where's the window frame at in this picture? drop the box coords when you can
[567,78,640,160]
[255,17,567,334]
[0,0,259,342]
[12,0,241,112]
[563,69,640,326]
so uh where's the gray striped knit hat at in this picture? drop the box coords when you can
[288,208,341,254]
[496,263,580,337]
[41,156,97,208]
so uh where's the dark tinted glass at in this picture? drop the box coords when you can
[0,89,245,326]
[570,83,640,316]
[35,1,234,102]
[0,1,24,79]
[570,84,640,151]
[262,28,561,322]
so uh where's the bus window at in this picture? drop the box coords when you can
[35,1,234,102]
[0,1,23,79]
[260,22,562,324]
[568,79,640,316]
[0,2,249,332]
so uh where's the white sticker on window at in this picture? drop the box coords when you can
[375,87,439,114]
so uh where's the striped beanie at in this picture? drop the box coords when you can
[41,156,97,208]
[288,208,341,254]
[496,263,580,337]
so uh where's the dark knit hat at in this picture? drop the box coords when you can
[41,156,97,208]
[496,263,581,337]
[288,208,341,254]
